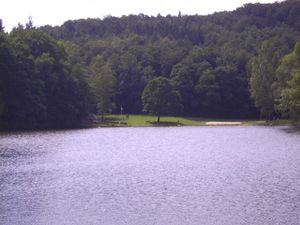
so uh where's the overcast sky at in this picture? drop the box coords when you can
[1,0,280,31]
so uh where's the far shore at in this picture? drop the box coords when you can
[92,114,293,128]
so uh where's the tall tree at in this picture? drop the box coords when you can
[170,63,195,115]
[250,40,287,120]
[0,19,4,32]
[0,27,91,129]
[284,71,300,122]
[89,55,115,121]
[276,42,300,122]
[194,67,220,116]
[0,33,11,121]
[142,77,182,123]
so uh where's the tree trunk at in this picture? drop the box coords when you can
[157,112,161,123]
[101,113,104,123]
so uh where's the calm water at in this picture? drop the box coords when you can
[1,126,300,225]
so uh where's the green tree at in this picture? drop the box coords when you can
[142,77,182,123]
[39,0,300,120]
[0,29,46,129]
[0,19,4,32]
[0,27,91,130]
[171,62,196,114]
[194,68,220,116]
[277,42,300,122]
[250,40,286,120]
[89,55,115,121]
[0,33,10,119]
[284,71,300,122]
[111,52,142,114]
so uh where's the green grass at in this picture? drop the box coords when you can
[104,114,208,126]
[94,114,292,127]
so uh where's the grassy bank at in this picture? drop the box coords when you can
[94,114,293,127]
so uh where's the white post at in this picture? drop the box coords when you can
[121,104,123,120]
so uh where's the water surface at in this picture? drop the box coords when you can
[1,126,300,225]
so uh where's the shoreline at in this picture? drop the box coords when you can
[93,114,293,128]
[0,115,294,132]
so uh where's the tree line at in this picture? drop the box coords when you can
[0,23,90,129]
[1,0,300,129]
[250,40,300,122]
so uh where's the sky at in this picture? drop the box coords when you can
[1,0,280,31]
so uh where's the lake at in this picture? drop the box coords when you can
[1,126,300,225]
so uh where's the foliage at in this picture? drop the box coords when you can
[0,27,90,129]
[0,19,4,32]
[39,0,300,119]
[277,42,300,121]
[88,55,115,121]
[142,77,183,122]
[249,39,289,119]
[2,1,300,130]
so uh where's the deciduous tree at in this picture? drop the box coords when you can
[89,55,115,121]
[142,77,182,123]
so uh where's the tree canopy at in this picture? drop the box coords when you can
[249,39,289,119]
[0,27,90,129]
[276,42,300,122]
[88,55,115,121]
[1,0,300,129]
[142,77,182,122]
[39,0,300,119]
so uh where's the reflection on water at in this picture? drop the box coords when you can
[1,126,300,225]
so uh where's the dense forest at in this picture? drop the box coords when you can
[1,0,300,129]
